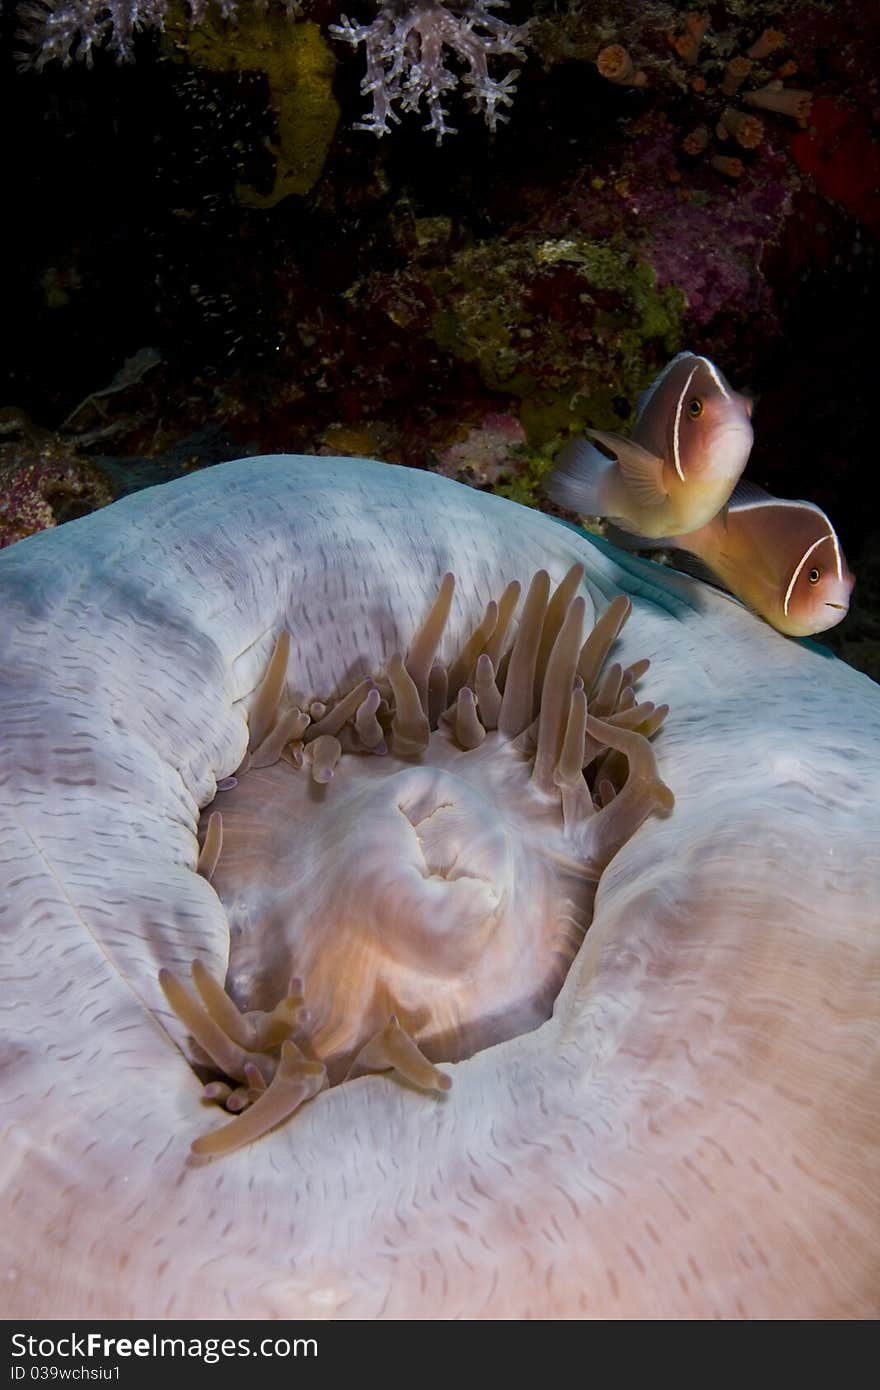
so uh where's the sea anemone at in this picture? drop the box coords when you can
[160,560,670,1157]
[1,455,878,1318]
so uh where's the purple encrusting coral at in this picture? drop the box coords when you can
[640,163,793,329]
[330,0,529,141]
[539,121,796,335]
[0,421,114,547]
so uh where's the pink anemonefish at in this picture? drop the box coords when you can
[616,479,854,638]
[545,352,754,539]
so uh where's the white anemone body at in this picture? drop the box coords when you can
[0,456,877,1318]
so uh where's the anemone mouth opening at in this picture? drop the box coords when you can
[161,563,673,1157]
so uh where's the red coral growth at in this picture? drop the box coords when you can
[789,98,880,233]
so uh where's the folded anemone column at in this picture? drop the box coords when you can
[0,455,878,1318]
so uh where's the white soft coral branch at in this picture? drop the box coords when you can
[16,0,303,69]
[331,0,530,142]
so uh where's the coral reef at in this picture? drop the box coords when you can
[0,414,114,546]
[556,5,816,186]
[4,0,877,678]
[352,232,685,449]
[1,0,878,1323]
[433,410,525,487]
[789,97,880,234]
[536,120,796,346]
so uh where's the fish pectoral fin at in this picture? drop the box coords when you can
[586,431,668,509]
[665,548,728,590]
[579,428,622,462]
[582,427,626,460]
[604,520,669,550]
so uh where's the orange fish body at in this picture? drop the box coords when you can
[661,483,854,637]
[545,353,754,538]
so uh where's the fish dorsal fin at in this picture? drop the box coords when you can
[727,482,834,543]
[726,480,828,517]
[724,486,844,599]
[727,478,775,509]
[586,429,668,508]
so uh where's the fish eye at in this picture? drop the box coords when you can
[688,397,704,418]
[808,567,821,584]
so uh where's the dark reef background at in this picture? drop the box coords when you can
[1,0,878,676]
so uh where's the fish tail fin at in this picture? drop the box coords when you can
[542,437,614,516]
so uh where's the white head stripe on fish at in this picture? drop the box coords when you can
[699,357,732,400]
[783,533,837,616]
[831,528,843,580]
[672,363,700,483]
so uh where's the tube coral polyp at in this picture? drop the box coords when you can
[682,125,709,156]
[596,45,646,89]
[718,107,764,150]
[710,154,744,180]
[721,56,752,98]
[668,11,709,65]
[744,81,813,121]
[747,28,785,61]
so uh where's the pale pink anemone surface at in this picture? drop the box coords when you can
[0,455,878,1318]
